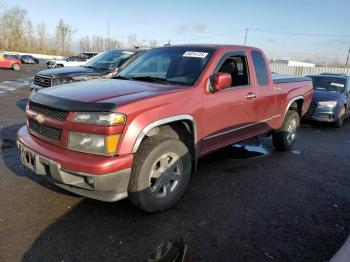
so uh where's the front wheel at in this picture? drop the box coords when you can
[12,63,20,71]
[273,111,300,151]
[335,106,346,128]
[128,137,191,212]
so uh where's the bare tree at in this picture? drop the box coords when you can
[0,3,158,56]
[55,19,75,55]
[80,35,91,52]
[0,2,5,49]
[25,20,36,51]
[127,34,138,48]
[1,6,28,51]
[149,40,158,48]
[37,22,47,54]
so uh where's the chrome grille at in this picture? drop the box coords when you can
[28,118,62,141]
[33,75,52,87]
[29,101,69,121]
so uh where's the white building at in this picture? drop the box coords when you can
[271,59,315,67]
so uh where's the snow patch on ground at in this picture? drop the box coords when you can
[0,77,32,96]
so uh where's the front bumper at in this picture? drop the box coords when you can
[17,126,133,202]
[303,103,341,123]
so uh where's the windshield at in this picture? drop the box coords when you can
[118,47,214,86]
[84,50,134,70]
[5,55,17,59]
[310,76,346,92]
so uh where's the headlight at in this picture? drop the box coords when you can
[73,112,126,126]
[68,132,120,155]
[318,101,337,108]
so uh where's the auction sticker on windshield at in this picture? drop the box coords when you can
[183,51,208,58]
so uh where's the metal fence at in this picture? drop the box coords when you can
[270,63,350,76]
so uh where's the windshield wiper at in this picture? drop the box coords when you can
[130,76,170,85]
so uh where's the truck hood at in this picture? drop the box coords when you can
[38,79,186,105]
[312,89,344,102]
[37,66,107,79]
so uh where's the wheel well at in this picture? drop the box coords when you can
[142,121,196,171]
[289,99,304,117]
[145,121,194,152]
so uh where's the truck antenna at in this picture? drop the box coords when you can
[244,28,249,46]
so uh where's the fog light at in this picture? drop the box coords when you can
[85,176,94,187]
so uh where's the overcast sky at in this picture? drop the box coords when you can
[3,0,350,63]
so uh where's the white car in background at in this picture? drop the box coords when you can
[46,52,98,68]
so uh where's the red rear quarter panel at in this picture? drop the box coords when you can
[273,80,313,129]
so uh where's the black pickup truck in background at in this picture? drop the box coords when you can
[31,48,147,91]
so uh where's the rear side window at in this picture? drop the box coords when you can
[252,51,269,85]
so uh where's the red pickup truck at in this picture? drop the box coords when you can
[17,45,312,212]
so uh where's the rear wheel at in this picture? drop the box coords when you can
[128,137,191,212]
[273,111,300,151]
[12,63,20,71]
[335,106,346,128]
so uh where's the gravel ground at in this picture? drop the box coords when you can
[0,67,349,261]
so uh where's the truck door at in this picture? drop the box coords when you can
[201,51,258,154]
[250,50,276,132]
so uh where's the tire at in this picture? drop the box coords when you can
[335,106,346,128]
[12,63,20,71]
[273,111,300,151]
[128,137,191,212]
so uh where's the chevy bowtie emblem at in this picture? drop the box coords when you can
[35,114,45,124]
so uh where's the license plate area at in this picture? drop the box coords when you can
[18,143,37,172]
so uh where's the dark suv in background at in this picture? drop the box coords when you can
[303,73,350,127]
[20,55,39,64]
[31,48,146,91]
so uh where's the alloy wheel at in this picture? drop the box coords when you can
[149,152,182,198]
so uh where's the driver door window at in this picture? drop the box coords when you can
[217,55,249,87]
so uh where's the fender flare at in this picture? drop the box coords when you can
[131,114,198,153]
[283,95,304,120]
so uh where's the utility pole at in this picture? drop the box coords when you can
[346,45,350,67]
[244,28,249,46]
[107,19,110,39]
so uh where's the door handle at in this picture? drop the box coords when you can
[245,92,256,99]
